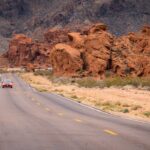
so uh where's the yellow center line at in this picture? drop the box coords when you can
[31,98,35,101]
[104,129,118,136]
[36,102,41,106]
[45,108,50,112]
[74,119,83,123]
[58,113,64,116]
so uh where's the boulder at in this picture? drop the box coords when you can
[83,24,114,78]
[7,34,33,66]
[7,34,51,69]
[112,26,150,77]
[50,43,83,77]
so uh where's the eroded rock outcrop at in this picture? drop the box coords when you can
[112,26,150,77]
[6,34,51,70]
[5,23,150,77]
[83,23,114,78]
[50,23,114,77]
[49,23,150,77]
[7,34,33,66]
[44,28,70,45]
[50,44,83,77]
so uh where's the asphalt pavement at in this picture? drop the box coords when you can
[0,73,150,150]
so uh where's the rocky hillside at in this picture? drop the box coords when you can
[1,0,150,77]
[0,0,150,49]
[5,23,150,78]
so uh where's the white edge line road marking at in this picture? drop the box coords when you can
[17,78,150,125]
[51,93,150,125]
[74,119,83,123]
[45,108,50,112]
[58,113,64,116]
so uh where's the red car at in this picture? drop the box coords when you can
[1,79,13,88]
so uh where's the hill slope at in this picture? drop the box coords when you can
[0,0,150,51]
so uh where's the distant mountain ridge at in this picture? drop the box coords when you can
[0,0,150,51]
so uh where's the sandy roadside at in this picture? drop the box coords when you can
[20,73,150,121]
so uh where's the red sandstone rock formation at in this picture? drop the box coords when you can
[44,28,70,45]
[50,44,83,77]
[49,24,150,77]
[5,23,150,77]
[6,34,51,70]
[50,23,114,78]
[7,34,33,66]
[112,26,150,77]
[83,24,114,78]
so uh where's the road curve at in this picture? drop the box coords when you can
[0,73,150,150]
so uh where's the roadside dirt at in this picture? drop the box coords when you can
[20,73,150,121]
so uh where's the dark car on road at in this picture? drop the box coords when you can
[1,79,13,88]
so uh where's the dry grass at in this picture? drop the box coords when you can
[20,73,150,121]
[76,77,150,88]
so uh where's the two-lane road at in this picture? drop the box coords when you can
[0,73,150,150]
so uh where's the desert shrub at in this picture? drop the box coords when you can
[115,101,121,106]
[71,95,78,99]
[143,111,150,117]
[105,71,112,78]
[51,77,73,85]
[101,101,122,112]
[122,103,130,107]
[76,78,100,88]
[131,105,142,111]
[34,70,150,89]
[34,70,53,78]
[105,77,127,87]
[102,101,112,106]
[75,77,150,88]
[140,78,150,87]
[95,102,102,107]
[121,108,129,113]
[105,77,150,88]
